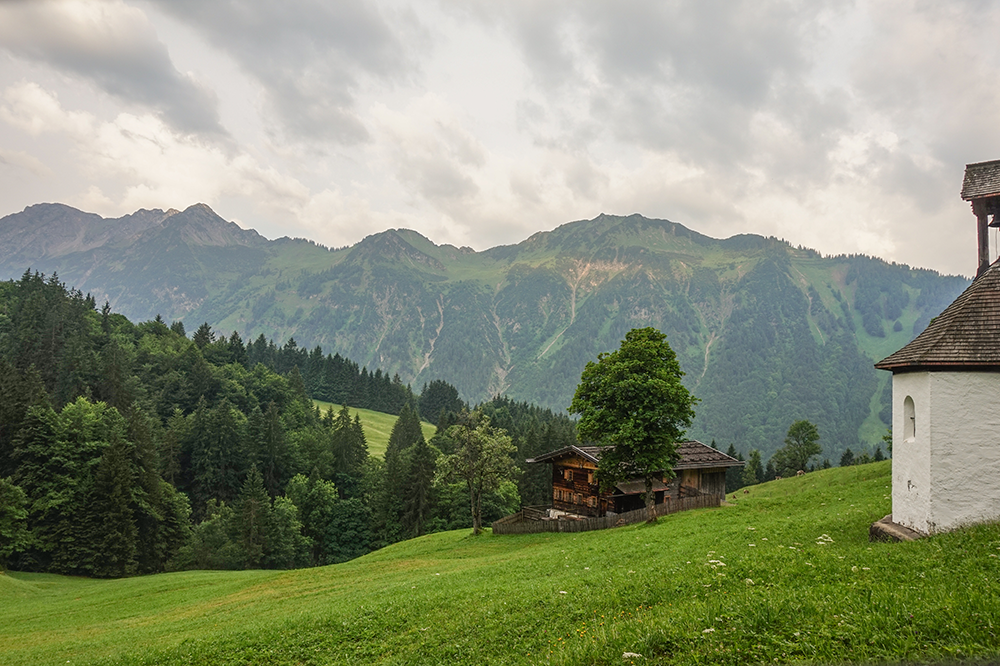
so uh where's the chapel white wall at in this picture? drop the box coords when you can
[927,371,1000,533]
[893,370,1000,534]
[892,371,931,533]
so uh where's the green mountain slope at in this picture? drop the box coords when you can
[312,400,437,457]
[3,462,1000,666]
[0,205,969,459]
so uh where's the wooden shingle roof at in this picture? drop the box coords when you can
[526,440,743,470]
[961,160,1000,200]
[875,259,1000,371]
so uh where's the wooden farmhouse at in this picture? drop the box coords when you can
[526,441,743,518]
[873,159,1000,535]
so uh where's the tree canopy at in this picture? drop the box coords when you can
[569,327,697,521]
[772,420,821,476]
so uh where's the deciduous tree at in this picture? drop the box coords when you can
[569,327,696,522]
[772,420,821,476]
[436,415,518,535]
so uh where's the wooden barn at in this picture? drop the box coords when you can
[526,441,743,518]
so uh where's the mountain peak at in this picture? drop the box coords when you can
[153,203,264,248]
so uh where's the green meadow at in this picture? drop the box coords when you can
[312,400,437,458]
[3,461,999,666]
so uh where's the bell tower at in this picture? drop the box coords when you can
[960,159,1000,276]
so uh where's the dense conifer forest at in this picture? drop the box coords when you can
[0,271,574,576]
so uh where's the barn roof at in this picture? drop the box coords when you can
[526,440,743,470]
[876,259,1000,371]
[961,160,1000,201]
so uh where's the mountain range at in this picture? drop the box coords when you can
[0,202,970,460]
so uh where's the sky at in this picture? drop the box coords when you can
[2,1,1000,277]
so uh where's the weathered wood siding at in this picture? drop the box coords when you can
[493,494,721,535]
[551,457,604,517]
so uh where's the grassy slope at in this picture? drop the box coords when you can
[312,400,437,458]
[3,461,1000,666]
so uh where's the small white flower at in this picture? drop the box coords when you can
[744,578,754,585]
[749,543,756,547]
[703,627,716,634]
[559,591,567,594]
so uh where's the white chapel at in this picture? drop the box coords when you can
[874,159,1000,535]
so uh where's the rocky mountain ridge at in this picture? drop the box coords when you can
[0,203,970,459]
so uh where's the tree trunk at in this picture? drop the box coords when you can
[470,481,482,536]
[645,476,657,523]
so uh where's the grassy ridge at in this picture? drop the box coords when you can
[312,400,437,457]
[3,461,1000,665]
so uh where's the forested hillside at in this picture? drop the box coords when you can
[0,204,970,459]
[0,272,574,576]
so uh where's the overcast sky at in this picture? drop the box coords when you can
[2,0,999,276]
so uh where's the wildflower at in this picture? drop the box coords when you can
[749,544,756,547]
[744,578,754,585]
[703,627,716,634]
[559,591,567,594]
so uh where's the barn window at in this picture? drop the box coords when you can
[903,395,915,441]
[587,472,594,484]
[564,469,573,481]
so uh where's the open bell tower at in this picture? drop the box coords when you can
[961,159,1000,276]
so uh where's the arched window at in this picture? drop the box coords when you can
[903,395,915,441]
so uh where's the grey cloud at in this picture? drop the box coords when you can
[148,0,417,144]
[454,0,847,184]
[0,1,224,136]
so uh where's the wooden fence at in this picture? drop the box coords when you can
[492,494,720,535]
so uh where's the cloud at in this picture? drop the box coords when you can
[0,148,52,177]
[0,0,224,136]
[146,0,418,144]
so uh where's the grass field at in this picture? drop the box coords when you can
[312,400,437,458]
[3,461,1000,665]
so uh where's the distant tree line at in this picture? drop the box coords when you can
[722,419,889,494]
[0,271,572,576]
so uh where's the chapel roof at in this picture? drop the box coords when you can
[875,258,1000,371]
[525,440,743,470]
[961,159,1000,201]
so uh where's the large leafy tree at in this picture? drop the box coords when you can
[771,420,821,476]
[569,327,697,522]
[436,414,518,536]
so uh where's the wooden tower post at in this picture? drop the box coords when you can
[961,160,1000,276]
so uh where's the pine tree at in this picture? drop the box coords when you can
[233,465,272,569]
[192,323,214,349]
[256,402,287,497]
[0,477,29,570]
[840,448,855,467]
[382,404,425,542]
[89,434,139,577]
[724,444,745,493]
[741,449,763,487]
[401,437,437,538]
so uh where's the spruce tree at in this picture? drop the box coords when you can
[401,437,437,538]
[233,465,271,569]
[89,434,139,577]
[741,449,763,487]
[0,477,29,570]
[724,444,744,493]
[192,323,214,349]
